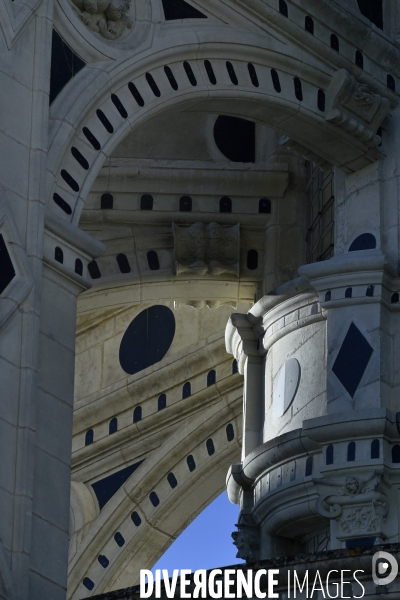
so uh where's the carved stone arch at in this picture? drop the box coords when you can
[67,398,242,598]
[47,33,393,226]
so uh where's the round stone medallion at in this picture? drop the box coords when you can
[273,358,301,417]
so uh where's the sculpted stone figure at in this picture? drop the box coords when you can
[71,0,133,39]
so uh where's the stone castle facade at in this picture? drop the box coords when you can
[0,0,399,598]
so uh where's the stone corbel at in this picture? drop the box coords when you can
[207,223,240,277]
[225,313,259,375]
[174,222,240,277]
[325,70,391,148]
[173,222,208,276]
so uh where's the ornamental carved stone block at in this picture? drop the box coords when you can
[70,0,134,39]
[325,69,391,147]
[314,472,389,541]
[232,514,260,563]
[173,222,240,277]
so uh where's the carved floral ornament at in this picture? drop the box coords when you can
[70,0,134,39]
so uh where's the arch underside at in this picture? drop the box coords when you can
[68,319,243,598]
[47,35,387,228]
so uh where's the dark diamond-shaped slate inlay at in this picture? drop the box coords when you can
[0,234,16,295]
[332,323,373,398]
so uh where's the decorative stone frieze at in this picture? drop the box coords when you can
[325,70,391,148]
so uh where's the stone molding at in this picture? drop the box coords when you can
[227,408,397,503]
[299,249,400,309]
[93,159,290,199]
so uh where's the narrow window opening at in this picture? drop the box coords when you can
[226,423,235,442]
[147,251,160,271]
[187,455,196,471]
[206,438,215,456]
[179,196,192,211]
[83,578,94,591]
[133,406,142,423]
[247,249,258,270]
[294,77,303,101]
[271,69,281,93]
[114,532,125,547]
[150,491,160,507]
[83,127,101,150]
[355,51,364,69]
[371,439,380,459]
[305,16,314,34]
[167,473,178,489]
[387,75,396,92]
[146,73,161,97]
[182,382,191,398]
[207,370,216,386]
[204,60,217,85]
[232,359,238,374]
[111,94,128,118]
[366,285,374,297]
[88,260,101,279]
[61,169,79,192]
[164,66,178,90]
[101,193,113,209]
[128,82,145,107]
[226,61,238,85]
[96,109,114,133]
[248,63,259,87]
[279,0,288,17]
[158,394,167,410]
[326,444,334,465]
[141,194,153,210]
[98,555,109,568]
[325,291,331,302]
[131,511,141,526]
[317,90,325,112]
[75,259,83,276]
[391,293,399,304]
[109,418,118,435]
[85,429,94,446]
[305,456,313,476]
[117,254,131,274]
[183,62,197,86]
[330,34,339,52]
[220,197,232,213]
[53,193,72,215]
[71,147,89,170]
[55,247,63,264]
[392,444,400,463]
[347,441,356,462]
[345,287,353,298]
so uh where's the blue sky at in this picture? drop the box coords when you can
[152,492,244,573]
